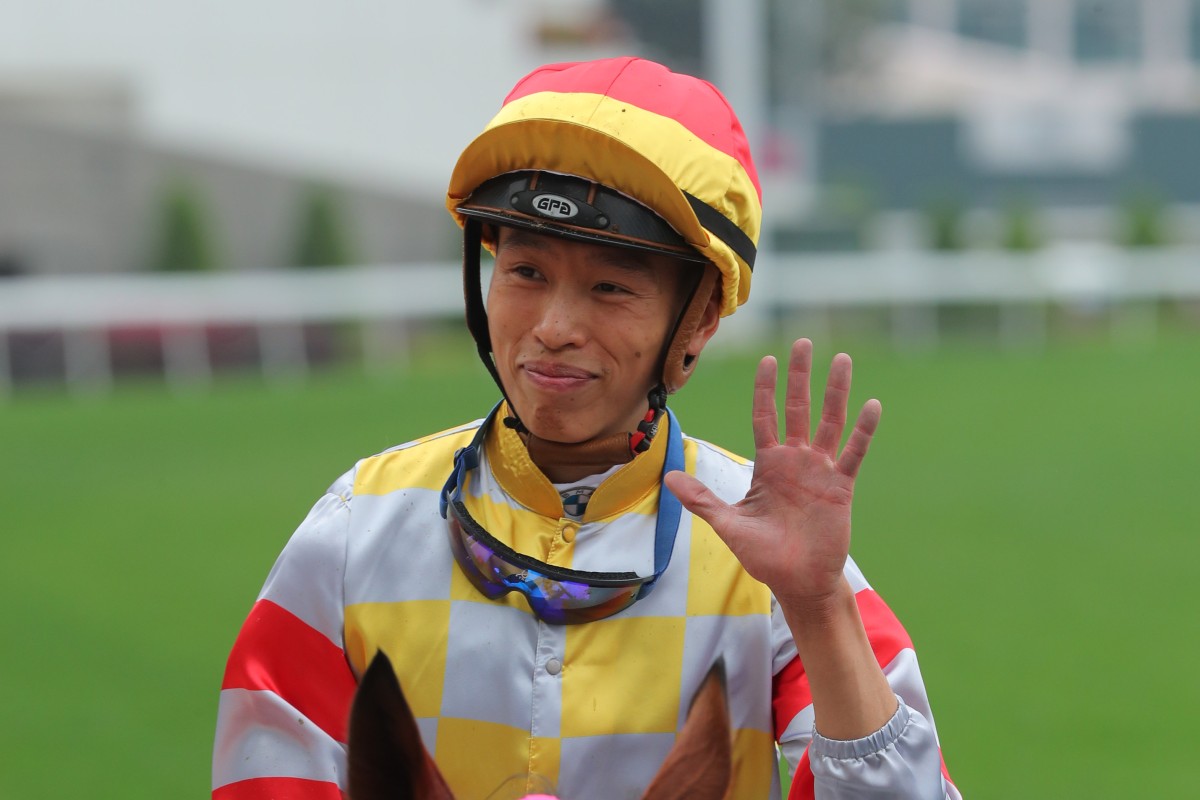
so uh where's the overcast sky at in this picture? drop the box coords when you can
[0,0,618,192]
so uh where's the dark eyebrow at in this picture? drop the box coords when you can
[497,227,555,253]
[499,227,660,277]
[590,247,659,277]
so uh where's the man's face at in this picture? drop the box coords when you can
[487,227,689,444]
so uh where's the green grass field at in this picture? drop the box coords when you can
[2,329,1197,798]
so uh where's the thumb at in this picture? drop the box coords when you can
[664,470,734,536]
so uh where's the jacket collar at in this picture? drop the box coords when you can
[485,401,671,521]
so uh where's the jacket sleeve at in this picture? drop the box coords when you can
[771,557,962,800]
[212,471,358,800]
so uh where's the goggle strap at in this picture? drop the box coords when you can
[439,402,499,519]
[639,410,684,600]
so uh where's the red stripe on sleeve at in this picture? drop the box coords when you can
[772,654,809,741]
[857,588,915,661]
[942,753,958,793]
[213,776,344,800]
[786,751,815,800]
[222,599,357,743]
[772,589,916,739]
[503,58,761,197]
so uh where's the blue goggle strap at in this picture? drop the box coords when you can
[636,409,684,601]
[439,400,503,520]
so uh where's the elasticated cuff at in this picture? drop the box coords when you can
[809,697,911,761]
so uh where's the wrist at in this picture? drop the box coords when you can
[777,577,856,632]
[777,577,898,740]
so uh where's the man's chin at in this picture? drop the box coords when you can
[506,392,648,445]
[522,419,593,445]
[520,409,620,445]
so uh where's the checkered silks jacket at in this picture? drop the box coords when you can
[213,414,954,799]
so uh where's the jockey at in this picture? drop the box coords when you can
[213,57,959,800]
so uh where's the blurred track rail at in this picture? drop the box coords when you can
[2,245,1199,395]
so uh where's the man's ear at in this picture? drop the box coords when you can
[684,279,722,361]
[663,266,721,394]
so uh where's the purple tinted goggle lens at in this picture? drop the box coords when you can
[445,503,647,625]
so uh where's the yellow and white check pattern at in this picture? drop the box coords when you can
[214,406,957,799]
[342,410,782,799]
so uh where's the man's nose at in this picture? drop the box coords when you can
[531,288,588,349]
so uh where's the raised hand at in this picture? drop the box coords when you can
[664,339,881,609]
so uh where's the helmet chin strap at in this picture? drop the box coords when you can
[462,219,715,475]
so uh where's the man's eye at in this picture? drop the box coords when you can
[595,282,626,294]
[513,265,540,279]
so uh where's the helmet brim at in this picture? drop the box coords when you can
[447,116,750,316]
[457,170,710,265]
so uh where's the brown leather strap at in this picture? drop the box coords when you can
[516,427,637,474]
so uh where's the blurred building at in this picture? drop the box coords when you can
[795,0,1200,246]
[0,0,624,277]
[815,0,1200,204]
[619,0,1200,247]
[6,0,1200,276]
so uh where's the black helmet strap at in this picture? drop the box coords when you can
[463,219,504,393]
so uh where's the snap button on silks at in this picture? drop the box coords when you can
[545,658,562,675]
[561,523,577,543]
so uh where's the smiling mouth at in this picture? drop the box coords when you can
[521,362,596,387]
[525,363,593,379]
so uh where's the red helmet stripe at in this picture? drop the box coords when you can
[503,57,761,200]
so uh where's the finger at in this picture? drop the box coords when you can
[752,355,779,451]
[837,399,882,478]
[784,339,812,446]
[811,353,852,456]
[664,471,738,545]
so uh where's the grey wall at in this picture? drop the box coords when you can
[0,110,456,276]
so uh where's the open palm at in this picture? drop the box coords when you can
[665,339,881,608]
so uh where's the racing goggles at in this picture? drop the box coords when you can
[439,402,684,625]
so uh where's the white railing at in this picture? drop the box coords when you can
[0,263,465,393]
[750,243,1200,349]
[2,245,1198,394]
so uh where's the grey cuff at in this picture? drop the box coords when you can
[809,697,911,761]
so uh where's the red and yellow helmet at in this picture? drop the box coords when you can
[446,56,762,317]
